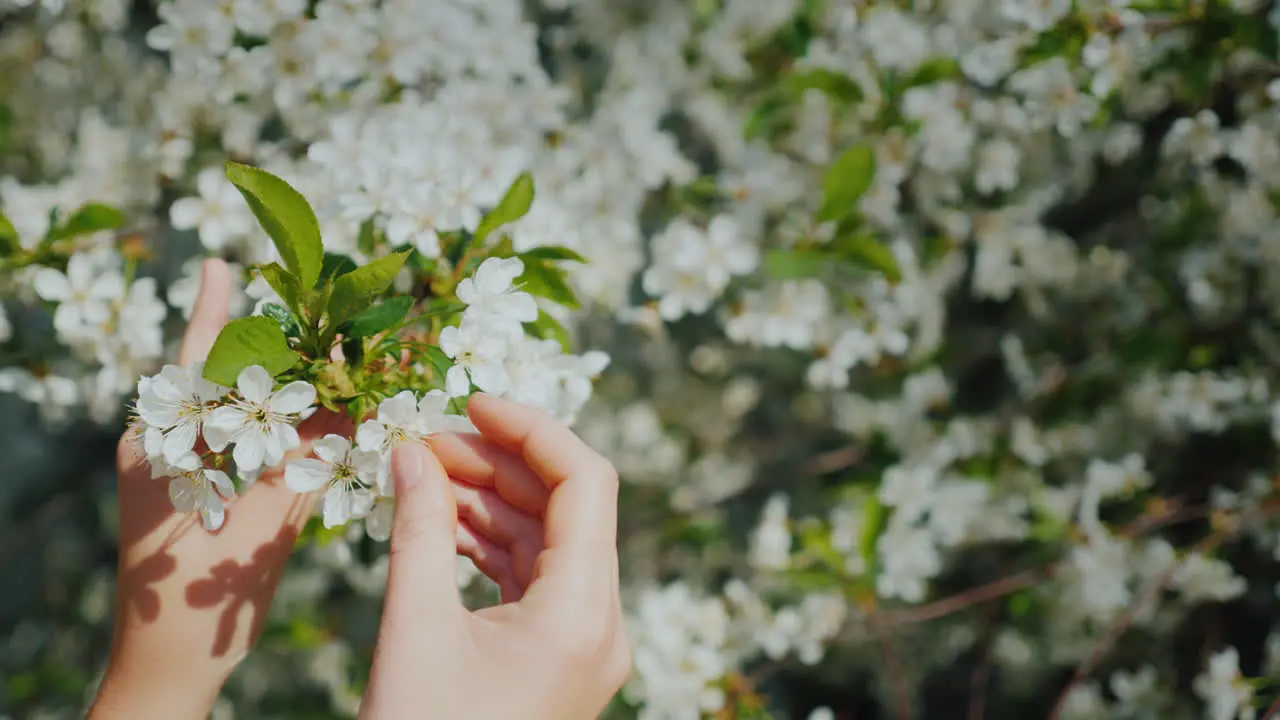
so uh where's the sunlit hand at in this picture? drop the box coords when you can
[359,394,632,720]
[90,259,344,720]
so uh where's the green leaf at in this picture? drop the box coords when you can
[423,298,467,318]
[744,91,791,141]
[328,251,411,325]
[0,104,12,150]
[317,252,358,287]
[473,172,535,247]
[423,345,454,387]
[519,245,586,263]
[258,262,304,313]
[785,69,862,102]
[202,316,300,387]
[260,302,301,338]
[342,296,413,338]
[523,308,572,352]
[762,247,835,278]
[49,203,126,241]
[356,217,378,257]
[517,261,580,309]
[406,247,439,273]
[225,162,324,288]
[0,211,18,255]
[858,496,887,568]
[818,144,877,222]
[832,233,902,282]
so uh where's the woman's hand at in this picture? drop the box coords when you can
[359,393,632,720]
[90,260,343,720]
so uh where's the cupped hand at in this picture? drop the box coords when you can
[91,259,344,719]
[359,393,632,720]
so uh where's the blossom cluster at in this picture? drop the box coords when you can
[131,243,602,537]
[8,0,1280,719]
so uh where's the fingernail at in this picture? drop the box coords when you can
[392,444,424,492]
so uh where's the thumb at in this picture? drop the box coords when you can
[384,441,462,619]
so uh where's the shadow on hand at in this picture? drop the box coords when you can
[118,551,177,622]
[116,422,190,547]
[184,525,299,657]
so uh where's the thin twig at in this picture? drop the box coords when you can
[801,444,863,477]
[879,498,1211,630]
[1045,526,1238,720]
[870,614,912,720]
[881,568,1046,627]
[968,608,999,720]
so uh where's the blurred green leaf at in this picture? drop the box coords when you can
[0,210,18,255]
[832,233,901,282]
[48,203,125,242]
[819,144,876,222]
[524,307,572,352]
[520,245,586,263]
[473,172,535,247]
[423,344,454,386]
[763,247,835,278]
[786,68,863,102]
[518,260,581,309]
[858,496,887,569]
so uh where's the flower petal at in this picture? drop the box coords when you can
[355,419,387,453]
[456,277,478,305]
[169,476,200,513]
[268,381,317,414]
[200,504,227,531]
[379,391,418,427]
[279,420,302,453]
[365,498,394,541]
[438,326,461,357]
[469,363,510,395]
[313,434,350,465]
[322,486,352,528]
[206,404,248,433]
[143,426,166,461]
[237,365,273,404]
[505,291,539,323]
[207,469,237,500]
[446,365,471,397]
[232,432,266,472]
[285,458,332,493]
[161,421,199,464]
[32,268,71,302]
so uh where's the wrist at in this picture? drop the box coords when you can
[90,648,225,720]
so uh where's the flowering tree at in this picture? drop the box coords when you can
[4,0,1280,718]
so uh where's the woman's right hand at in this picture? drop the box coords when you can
[358,393,633,720]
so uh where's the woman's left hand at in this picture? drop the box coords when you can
[90,260,343,720]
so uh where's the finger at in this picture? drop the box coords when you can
[383,442,463,618]
[464,394,619,605]
[452,483,543,588]
[465,394,609,491]
[429,432,550,517]
[456,521,522,603]
[178,258,234,366]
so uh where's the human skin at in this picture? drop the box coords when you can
[89,259,343,719]
[358,395,633,720]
